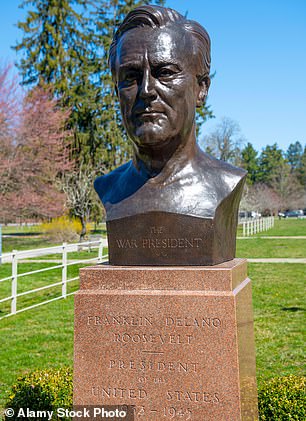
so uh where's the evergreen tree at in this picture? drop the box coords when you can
[240,142,259,184]
[257,143,285,186]
[286,141,303,173]
[14,0,89,99]
[297,145,306,188]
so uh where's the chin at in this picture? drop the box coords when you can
[133,124,175,147]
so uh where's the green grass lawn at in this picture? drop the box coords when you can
[0,296,74,409]
[251,263,305,381]
[2,236,56,253]
[236,238,306,258]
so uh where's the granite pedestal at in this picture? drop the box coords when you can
[74,259,258,420]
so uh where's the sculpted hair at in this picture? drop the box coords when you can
[109,5,211,84]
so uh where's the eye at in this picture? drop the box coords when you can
[158,68,175,77]
[125,70,139,81]
[155,65,179,80]
[118,68,141,88]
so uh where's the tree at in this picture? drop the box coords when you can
[252,142,306,210]
[0,64,22,222]
[286,141,303,173]
[240,142,259,184]
[297,145,306,187]
[14,0,88,98]
[257,143,285,186]
[0,86,72,222]
[201,117,245,165]
[0,63,20,135]
[62,164,97,239]
[240,183,281,216]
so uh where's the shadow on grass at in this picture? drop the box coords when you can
[281,306,305,312]
[3,232,43,237]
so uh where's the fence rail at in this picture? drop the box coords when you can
[0,239,108,320]
[241,216,274,237]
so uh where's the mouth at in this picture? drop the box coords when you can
[134,110,165,121]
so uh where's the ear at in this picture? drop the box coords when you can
[196,76,210,107]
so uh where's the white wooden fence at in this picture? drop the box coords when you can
[241,216,274,237]
[0,239,108,320]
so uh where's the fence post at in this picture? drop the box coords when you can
[243,222,246,237]
[11,250,18,315]
[62,242,67,298]
[98,238,103,263]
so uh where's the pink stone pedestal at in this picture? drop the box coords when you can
[74,259,258,420]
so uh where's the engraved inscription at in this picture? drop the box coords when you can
[167,390,220,403]
[166,317,221,328]
[115,237,203,249]
[142,238,203,249]
[150,226,164,234]
[86,311,224,418]
[113,333,193,345]
[92,386,147,399]
[87,314,222,328]
[133,405,192,420]
[116,239,138,248]
[108,360,198,373]
[87,315,153,326]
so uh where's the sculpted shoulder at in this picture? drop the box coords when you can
[94,162,130,205]
[195,149,247,195]
[94,161,148,206]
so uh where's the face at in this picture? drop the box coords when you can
[114,25,207,151]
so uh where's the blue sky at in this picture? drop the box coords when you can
[1,0,305,153]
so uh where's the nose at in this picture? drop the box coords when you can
[139,68,157,101]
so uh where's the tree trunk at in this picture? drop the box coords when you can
[80,216,86,241]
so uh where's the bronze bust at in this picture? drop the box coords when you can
[94,5,246,265]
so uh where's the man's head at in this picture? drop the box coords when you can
[109,5,211,152]
[110,5,211,88]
